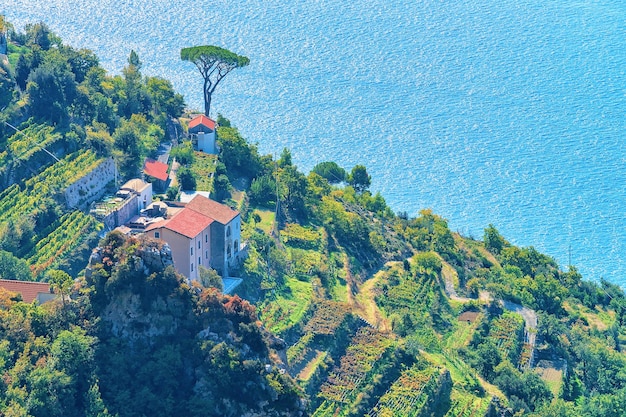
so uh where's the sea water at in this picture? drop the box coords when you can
[3,0,625,284]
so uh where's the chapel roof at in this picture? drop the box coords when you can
[188,114,216,131]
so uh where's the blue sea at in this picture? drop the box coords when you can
[3,0,626,285]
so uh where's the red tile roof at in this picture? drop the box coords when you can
[188,114,216,130]
[143,159,169,182]
[0,279,52,303]
[186,195,239,224]
[147,207,213,239]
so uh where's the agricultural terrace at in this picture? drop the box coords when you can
[27,211,102,277]
[190,151,217,191]
[366,364,447,417]
[287,300,352,370]
[258,276,313,335]
[488,312,525,364]
[444,389,490,417]
[314,327,396,416]
[7,122,61,163]
[25,149,103,196]
[0,150,102,224]
[0,149,105,278]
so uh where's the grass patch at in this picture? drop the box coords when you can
[535,360,565,397]
[331,277,348,302]
[444,317,482,350]
[298,350,327,382]
[259,276,313,335]
[190,151,217,191]
[253,209,275,234]
[7,43,28,67]
[563,301,614,331]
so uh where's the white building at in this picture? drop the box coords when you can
[188,115,216,154]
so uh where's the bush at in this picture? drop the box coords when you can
[177,166,196,191]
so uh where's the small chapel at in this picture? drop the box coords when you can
[188,114,216,154]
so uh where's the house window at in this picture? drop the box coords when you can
[205,250,208,259]
[227,245,232,258]
[198,241,201,249]
[226,226,231,237]
[234,241,239,253]
[154,232,160,239]
[198,257,201,265]
[205,235,208,243]
[190,247,193,256]
[191,263,194,272]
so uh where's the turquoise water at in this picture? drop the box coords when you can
[4,0,626,284]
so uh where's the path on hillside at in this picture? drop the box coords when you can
[345,257,392,333]
[354,268,392,332]
[442,261,537,367]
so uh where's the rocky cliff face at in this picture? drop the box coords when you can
[83,231,305,417]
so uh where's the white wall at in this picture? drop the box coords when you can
[197,131,216,154]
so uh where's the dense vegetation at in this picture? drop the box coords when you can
[212,115,626,416]
[0,233,302,416]
[1,18,626,417]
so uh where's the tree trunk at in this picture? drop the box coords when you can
[203,77,212,116]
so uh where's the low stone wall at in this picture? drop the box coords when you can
[114,195,139,227]
[99,195,139,230]
[65,158,116,208]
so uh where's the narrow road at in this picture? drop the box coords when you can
[442,261,537,367]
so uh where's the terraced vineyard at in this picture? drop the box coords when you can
[0,150,104,224]
[366,365,444,417]
[444,391,489,417]
[0,183,42,224]
[25,149,102,195]
[27,211,102,277]
[314,327,396,416]
[378,273,437,323]
[281,299,356,399]
[488,312,524,363]
[0,148,106,279]
[8,123,61,163]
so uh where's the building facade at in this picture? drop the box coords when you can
[146,207,213,280]
[145,195,242,279]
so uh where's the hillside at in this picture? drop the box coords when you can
[1,18,626,417]
[197,115,626,416]
[0,20,184,280]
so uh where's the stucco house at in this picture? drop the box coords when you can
[146,195,242,279]
[188,115,217,154]
[186,195,242,275]
[146,207,213,281]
